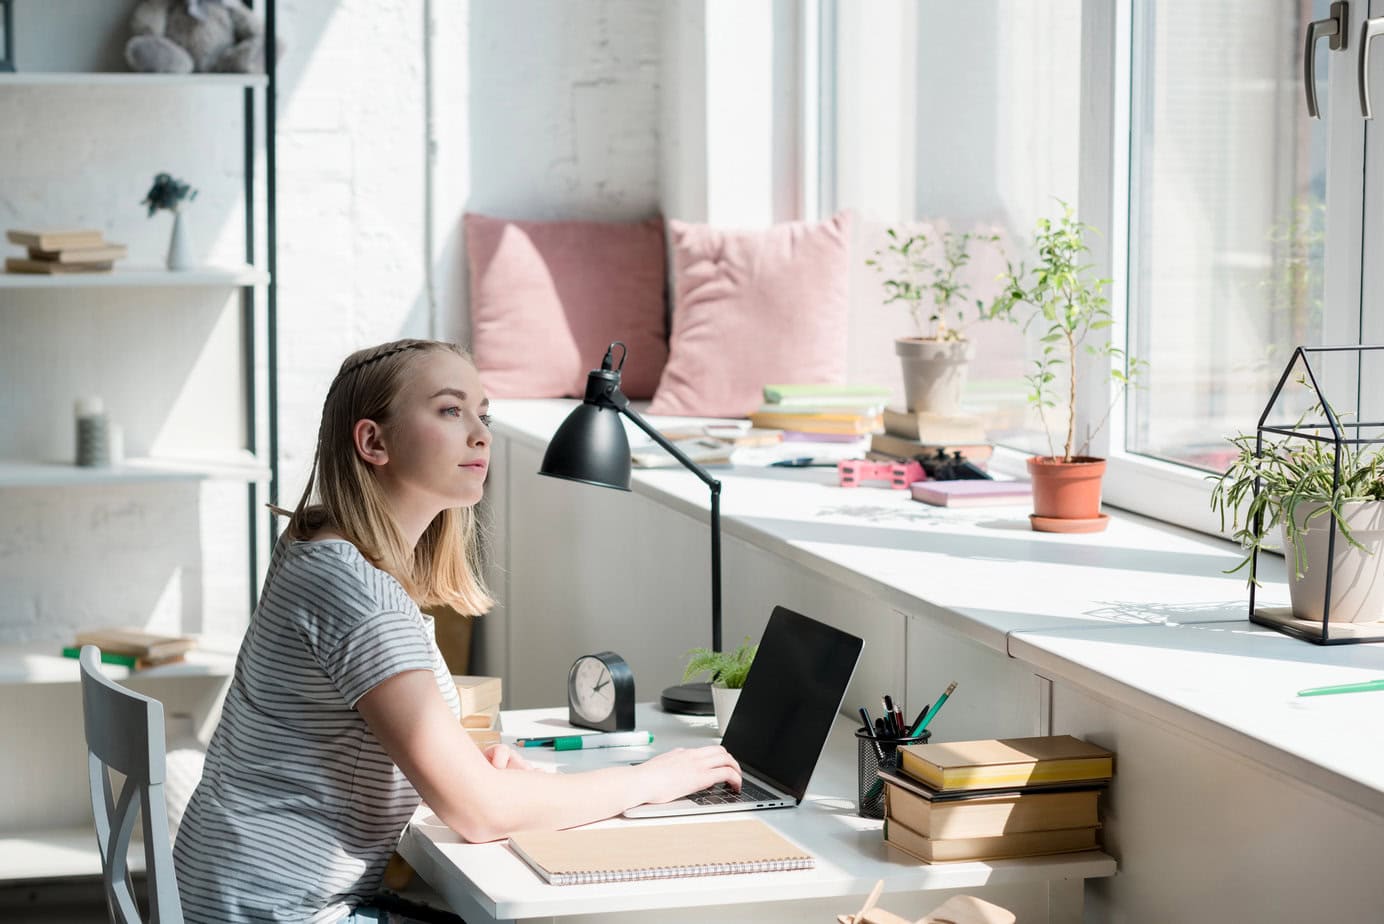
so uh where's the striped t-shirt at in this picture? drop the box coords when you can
[174,537,461,923]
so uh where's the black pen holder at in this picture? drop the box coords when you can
[855,726,930,819]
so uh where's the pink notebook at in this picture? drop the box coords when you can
[910,479,1031,508]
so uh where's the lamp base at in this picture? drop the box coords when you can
[660,681,714,716]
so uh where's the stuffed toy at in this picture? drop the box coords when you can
[125,0,279,74]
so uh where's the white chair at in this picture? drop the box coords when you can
[79,645,184,923]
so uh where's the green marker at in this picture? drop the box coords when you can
[1298,678,1384,697]
[552,731,653,751]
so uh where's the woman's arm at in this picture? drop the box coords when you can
[357,670,741,843]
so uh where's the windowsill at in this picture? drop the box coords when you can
[489,398,1384,819]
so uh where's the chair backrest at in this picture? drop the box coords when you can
[79,645,184,924]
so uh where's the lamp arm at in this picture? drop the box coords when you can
[612,400,724,494]
[607,396,723,652]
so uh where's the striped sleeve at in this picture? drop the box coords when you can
[324,608,438,707]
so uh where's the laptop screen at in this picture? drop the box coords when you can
[719,606,863,802]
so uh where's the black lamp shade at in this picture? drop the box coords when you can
[538,402,632,491]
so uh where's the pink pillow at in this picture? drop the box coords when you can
[648,213,852,417]
[465,213,669,399]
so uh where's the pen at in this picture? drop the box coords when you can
[1298,678,1384,697]
[906,703,931,737]
[893,705,906,737]
[552,730,653,751]
[858,706,885,761]
[910,681,957,738]
[881,695,896,736]
[515,736,557,748]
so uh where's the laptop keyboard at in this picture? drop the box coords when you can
[687,779,778,805]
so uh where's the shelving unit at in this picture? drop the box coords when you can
[0,0,279,886]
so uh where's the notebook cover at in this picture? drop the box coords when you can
[508,819,813,885]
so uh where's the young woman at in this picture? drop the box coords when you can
[173,339,741,922]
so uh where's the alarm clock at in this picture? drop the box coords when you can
[567,651,636,732]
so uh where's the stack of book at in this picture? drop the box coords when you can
[880,735,1113,863]
[64,627,197,670]
[870,406,992,467]
[749,384,889,441]
[454,674,503,747]
[5,228,127,275]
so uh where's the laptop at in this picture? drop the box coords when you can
[624,605,863,818]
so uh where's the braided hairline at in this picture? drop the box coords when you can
[326,342,425,396]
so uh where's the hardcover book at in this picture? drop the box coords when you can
[899,736,1114,792]
[910,480,1031,508]
[884,815,1099,863]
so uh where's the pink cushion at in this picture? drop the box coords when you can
[465,213,668,399]
[649,213,852,418]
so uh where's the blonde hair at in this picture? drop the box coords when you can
[286,339,494,615]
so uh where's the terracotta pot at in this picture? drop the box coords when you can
[1026,456,1107,532]
[894,338,975,415]
[1282,499,1384,623]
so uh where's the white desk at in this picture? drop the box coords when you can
[398,704,1116,924]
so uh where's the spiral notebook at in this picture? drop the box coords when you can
[508,818,813,885]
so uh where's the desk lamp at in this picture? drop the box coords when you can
[538,341,721,715]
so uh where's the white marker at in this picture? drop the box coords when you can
[552,731,653,751]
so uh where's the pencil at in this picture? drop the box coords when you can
[909,681,957,739]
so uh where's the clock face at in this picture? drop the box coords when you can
[567,651,635,732]
[569,656,616,725]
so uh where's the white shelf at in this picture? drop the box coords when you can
[0,825,141,882]
[0,72,267,88]
[0,453,271,487]
[0,642,239,686]
[0,264,269,289]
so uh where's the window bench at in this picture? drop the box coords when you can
[480,399,1384,921]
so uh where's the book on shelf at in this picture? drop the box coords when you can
[7,228,105,251]
[762,383,892,404]
[507,818,813,885]
[60,645,187,671]
[910,480,1031,508]
[786,430,870,444]
[882,408,987,444]
[5,257,115,275]
[753,402,886,417]
[899,736,1114,792]
[631,436,734,468]
[878,767,1101,839]
[452,674,502,716]
[657,426,784,449]
[72,627,197,662]
[749,411,882,435]
[883,814,1100,863]
[27,243,128,264]
[870,432,994,463]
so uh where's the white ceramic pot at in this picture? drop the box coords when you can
[711,683,741,733]
[894,338,975,415]
[166,209,193,271]
[1282,499,1384,623]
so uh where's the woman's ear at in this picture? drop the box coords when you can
[353,419,389,467]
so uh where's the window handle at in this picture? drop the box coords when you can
[1361,15,1384,118]
[1306,1,1348,119]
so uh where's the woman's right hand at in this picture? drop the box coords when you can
[636,746,743,804]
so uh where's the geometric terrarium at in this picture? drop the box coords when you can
[1213,345,1384,644]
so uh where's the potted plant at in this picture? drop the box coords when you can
[1211,419,1384,624]
[682,638,757,732]
[142,172,198,271]
[991,202,1143,533]
[867,227,1000,416]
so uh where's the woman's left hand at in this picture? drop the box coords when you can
[483,743,533,771]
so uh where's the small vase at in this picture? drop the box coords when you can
[710,683,741,733]
[1027,455,1108,532]
[1283,499,1384,623]
[895,338,975,415]
[166,210,193,271]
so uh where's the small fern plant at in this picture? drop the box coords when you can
[682,637,757,690]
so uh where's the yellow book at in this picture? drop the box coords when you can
[749,411,882,435]
[883,779,1100,839]
[898,736,1114,792]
